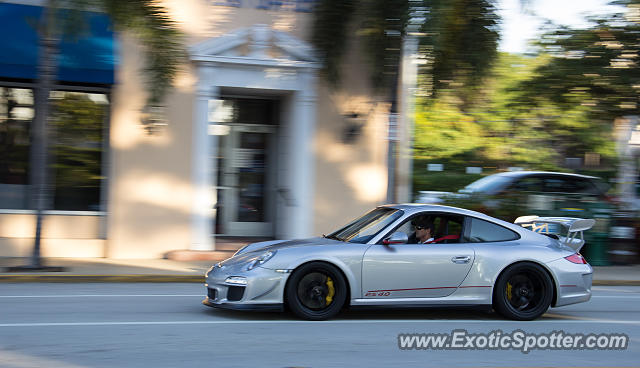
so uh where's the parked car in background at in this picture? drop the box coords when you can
[456,171,610,199]
[418,171,612,217]
[417,171,614,265]
[419,171,610,201]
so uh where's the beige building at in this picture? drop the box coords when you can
[0,0,412,258]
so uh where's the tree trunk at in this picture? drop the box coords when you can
[29,0,58,267]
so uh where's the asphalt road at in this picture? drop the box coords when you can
[0,283,639,368]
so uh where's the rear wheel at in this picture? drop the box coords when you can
[285,262,347,320]
[493,262,553,321]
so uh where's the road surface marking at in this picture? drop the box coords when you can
[1,319,639,328]
[0,294,202,298]
[1,294,640,301]
[591,295,640,299]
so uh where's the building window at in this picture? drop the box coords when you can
[0,87,33,209]
[0,87,108,211]
[50,91,108,211]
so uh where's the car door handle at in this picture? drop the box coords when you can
[451,256,471,264]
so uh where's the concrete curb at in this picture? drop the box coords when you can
[0,275,204,283]
[0,274,639,285]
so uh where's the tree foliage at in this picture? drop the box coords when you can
[311,0,499,100]
[414,52,617,169]
[359,0,409,93]
[419,0,500,104]
[312,0,408,94]
[311,0,358,86]
[414,95,484,159]
[518,0,640,128]
[45,0,184,105]
[100,0,184,104]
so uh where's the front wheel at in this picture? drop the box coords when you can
[285,262,347,320]
[493,262,554,321]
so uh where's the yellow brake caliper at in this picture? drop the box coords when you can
[325,277,335,306]
[506,282,513,300]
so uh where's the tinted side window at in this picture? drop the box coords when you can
[572,179,600,195]
[543,177,573,192]
[543,176,600,195]
[464,218,520,243]
[510,177,543,192]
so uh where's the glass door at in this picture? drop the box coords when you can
[215,124,276,237]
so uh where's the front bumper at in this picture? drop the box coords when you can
[203,262,288,309]
[202,298,283,311]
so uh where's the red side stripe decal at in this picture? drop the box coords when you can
[367,285,491,293]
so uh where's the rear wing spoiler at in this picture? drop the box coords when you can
[514,216,596,252]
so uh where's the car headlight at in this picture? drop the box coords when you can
[225,276,248,285]
[246,250,276,271]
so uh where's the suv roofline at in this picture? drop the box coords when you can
[492,171,599,180]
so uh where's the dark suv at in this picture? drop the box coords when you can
[451,171,613,222]
[459,171,610,199]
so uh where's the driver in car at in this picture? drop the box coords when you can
[409,217,435,244]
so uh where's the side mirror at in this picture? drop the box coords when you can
[383,231,408,245]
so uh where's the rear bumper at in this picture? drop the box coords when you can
[548,259,593,307]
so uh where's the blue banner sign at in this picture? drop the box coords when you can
[212,0,317,12]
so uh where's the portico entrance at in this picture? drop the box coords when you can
[214,98,278,237]
[190,24,319,250]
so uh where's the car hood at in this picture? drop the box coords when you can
[220,237,340,267]
[236,237,338,255]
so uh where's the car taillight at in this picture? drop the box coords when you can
[565,253,588,264]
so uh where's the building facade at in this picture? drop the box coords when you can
[0,0,412,258]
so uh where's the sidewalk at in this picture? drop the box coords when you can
[1,256,639,285]
[0,254,230,283]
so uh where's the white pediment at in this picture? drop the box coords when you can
[191,24,318,66]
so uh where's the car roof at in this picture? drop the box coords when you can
[382,203,496,218]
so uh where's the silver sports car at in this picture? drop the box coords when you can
[203,204,594,321]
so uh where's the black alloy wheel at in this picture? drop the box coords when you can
[494,262,554,321]
[285,262,347,320]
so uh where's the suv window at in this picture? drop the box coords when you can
[542,176,601,195]
[463,217,520,243]
[571,179,601,195]
[543,177,573,193]
[510,177,543,192]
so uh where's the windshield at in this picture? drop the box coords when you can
[460,175,512,195]
[326,208,403,243]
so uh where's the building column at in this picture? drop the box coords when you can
[284,78,317,239]
[191,66,218,251]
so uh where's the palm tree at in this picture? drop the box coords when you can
[12,0,183,270]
